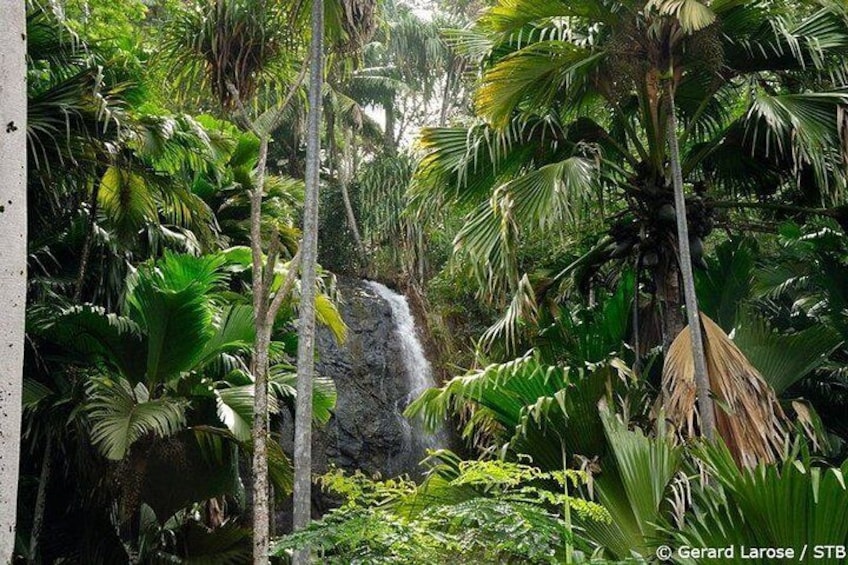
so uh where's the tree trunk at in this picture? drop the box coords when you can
[383,96,396,155]
[73,180,100,302]
[292,0,324,561]
[28,437,53,564]
[560,439,573,565]
[251,134,272,564]
[665,84,716,439]
[438,60,454,127]
[339,130,367,268]
[656,256,685,354]
[0,6,27,563]
[250,321,272,562]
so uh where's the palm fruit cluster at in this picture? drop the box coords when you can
[609,190,714,270]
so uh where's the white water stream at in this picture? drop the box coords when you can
[365,281,446,451]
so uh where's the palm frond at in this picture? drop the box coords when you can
[582,406,681,559]
[477,0,618,41]
[453,156,598,294]
[743,91,848,199]
[125,253,226,384]
[87,377,188,460]
[663,313,787,467]
[674,441,848,564]
[196,304,256,371]
[98,166,158,239]
[732,315,842,395]
[406,352,622,469]
[647,0,716,33]
[41,304,147,383]
[476,41,605,128]
[270,365,338,425]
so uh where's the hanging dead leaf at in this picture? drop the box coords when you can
[662,313,787,467]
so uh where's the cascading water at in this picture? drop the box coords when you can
[279,278,450,525]
[365,281,446,452]
[297,277,449,487]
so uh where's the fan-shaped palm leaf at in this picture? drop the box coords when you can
[40,304,147,383]
[732,316,843,395]
[580,405,681,560]
[87,378,188,460]
[453,156,598,294]
[125,255,221,385]
[672,441,848,565]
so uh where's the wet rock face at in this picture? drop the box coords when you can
[275,278,449,529]
[311,278,425,479]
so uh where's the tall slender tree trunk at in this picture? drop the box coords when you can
[339,130,367,267]
[438,60,455,127]
[383,97,396,155]
[559,440,573,565]
[28,437,52,564]
[0,5,27,562]
[292,0,324,561]
[73,180,100,302]
[251,136,273,565]
[665,83,716,439]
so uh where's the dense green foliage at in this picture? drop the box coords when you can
[10,0,848,563]
[274,456,608,563]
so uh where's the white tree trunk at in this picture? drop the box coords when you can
[0,4,27,563]
[292,0,324,561]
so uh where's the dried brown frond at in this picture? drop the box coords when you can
[662,312,787,467]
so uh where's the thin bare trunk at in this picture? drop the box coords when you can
[339,130,367,266]
[340,177,366,264]
[292,0,324,562]
[252,137,272,564]
[383,97,396,155]
[222,33,311,565]
[560,440,573,565]
[666,84,716,439]
[438,61,454,127]
[0,6,27,562]
[28,437,53,564]
[73,180,100,302]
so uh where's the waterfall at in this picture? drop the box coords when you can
[365,281,445,451]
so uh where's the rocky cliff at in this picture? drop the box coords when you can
[276,278,444,525]
[311,278,437,478]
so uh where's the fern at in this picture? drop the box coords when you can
[272,454,609,563]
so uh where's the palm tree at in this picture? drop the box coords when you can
[0,2,27,561]
[24,4,227,311]
[414,0,848,439]
[655,0,717,436]
[347,0,453,152]
[26,251,342,560]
